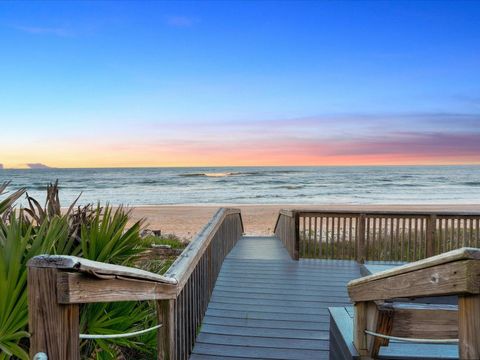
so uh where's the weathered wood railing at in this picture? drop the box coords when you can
[347,247,480,359]
[162,208,243,359]
[274,209,299,260]
[27,208,243,360]
[274,209,480,262]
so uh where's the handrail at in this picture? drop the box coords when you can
[274,210,298,260]
[165,208,243,290]
[273,208,480,262]
[28,255,178,284]
[348,247,480,290]
[27,207,244,360]
[291,209,480,217]
[273,208,473,240]
[273,209,295,234]
[347,247,480,359]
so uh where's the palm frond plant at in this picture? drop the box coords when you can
[79,204,158,359]
[0,212,72,359]
[0,182,160,359]
[0,182,26,220]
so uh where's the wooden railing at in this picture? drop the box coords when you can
[274,209,480,262]
[274,210,299,260]
[347,247,480,359]
[162,208,243,359]
[27,208,243,360]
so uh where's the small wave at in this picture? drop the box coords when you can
[179,172,234,177]
[276,185,305,190]
[462,181,480,186]
[179,173,207,177]
[205,172,233,177]
[137,179,169,185]
[179,169,302,178]
[236,170,301,176]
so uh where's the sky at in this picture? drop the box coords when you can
[0,0,479,168]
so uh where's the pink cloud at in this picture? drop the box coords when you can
[328,132,480,158]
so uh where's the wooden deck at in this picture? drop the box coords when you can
[190,236,362,360]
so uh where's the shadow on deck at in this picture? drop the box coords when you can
[190,236,361,360]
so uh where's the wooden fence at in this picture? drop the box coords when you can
[27,208,243,360]
[274,210,480,262]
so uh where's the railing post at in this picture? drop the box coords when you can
[157,299,176,360]
[294,212,300,260]
[356,214,366,263]
[458,294,480,359]
[28,267,80,360]
[353,301,369,356]
[426,214,436,258]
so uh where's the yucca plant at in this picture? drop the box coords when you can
[0,182,159,359]
[79,204,157,359]
[0,182,26,221]
[80,205,144,263]
[0,212,72,359]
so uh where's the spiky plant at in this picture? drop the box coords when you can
[0,182,159,359]
[0,212,72,359]
[78,204,157,359]
[0,182,26,221]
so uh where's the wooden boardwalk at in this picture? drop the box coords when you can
[190,236,361,360]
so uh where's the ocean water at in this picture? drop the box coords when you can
[0,166,479,206]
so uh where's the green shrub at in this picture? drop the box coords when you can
[0,182,162,359]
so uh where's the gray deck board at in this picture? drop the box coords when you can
[196,333,330,350]
[190,236,361,359]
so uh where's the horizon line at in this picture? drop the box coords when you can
[2,163,480,170]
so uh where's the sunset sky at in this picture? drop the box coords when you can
[0,1,479,168]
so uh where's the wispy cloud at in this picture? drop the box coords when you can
[164,15,198,28]
[13,25,72,37]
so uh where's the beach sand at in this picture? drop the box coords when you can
[130,204,480,240]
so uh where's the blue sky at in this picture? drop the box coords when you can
[0,1,479,167]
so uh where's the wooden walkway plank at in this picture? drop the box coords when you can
[201,316,330,331]
[196,333,330,350]
[210,295,350,307]
[190,236,361,359]
[205,308,329,322]
[192,343,328,360]
[207,302,351,315]
[211,289,349,302]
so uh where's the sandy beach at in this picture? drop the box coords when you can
[130,204,480,240]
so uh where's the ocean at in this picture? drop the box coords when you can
[1,166,479,206]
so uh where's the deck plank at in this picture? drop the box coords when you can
[190,236,361,359]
